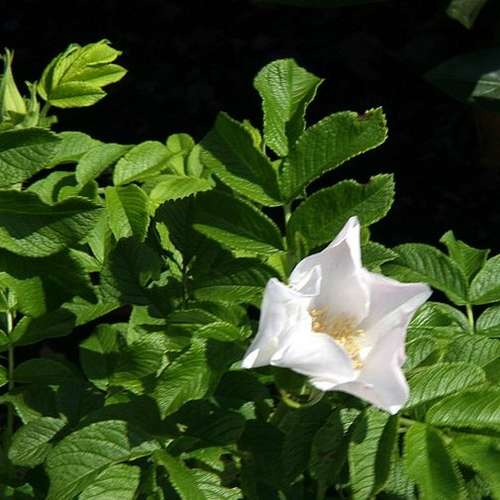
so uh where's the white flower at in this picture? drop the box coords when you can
[241,217,431,414]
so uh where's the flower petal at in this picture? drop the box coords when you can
[290,216,369,322]
[241,278,308,368]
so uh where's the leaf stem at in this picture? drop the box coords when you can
[283,202,292,225]
[466,304,475,333]
[40,101,51,118]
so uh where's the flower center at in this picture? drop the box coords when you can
[309,308,364,369]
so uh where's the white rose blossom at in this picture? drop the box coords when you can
[241,217,432,414]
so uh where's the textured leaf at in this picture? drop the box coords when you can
[148,174,214,208]
[105,184,150,241]
[38,40,126,108]
[408,301,469,338]
[113,141,172,185]
[426,390,500,431]
[0,128,60,187]
[0,190,101,257]
[0,364,6,388]
[191,469,241,500]
[46,420,157,500]
[14,358,80,385]
[361,241,397,270]
[200,112,281,206]
[452,434,500,498]
[76,143,131,185]
[470,255,500,304]
[404,336,437,370]
[405,423,463,500]
[192,190,284,255]
[477,304,500,336]
[78,463,141,500]
[440,230,488,280]
[443,334,500,367]
[280,108,387,200]
[254,58,323,156]
[8,416,66,467]
[447,0,489,30]
[154,450,205,500]
[288,174,394,249]
[405,362,485,409]
[48,131,101,166]
[384,244,468,305]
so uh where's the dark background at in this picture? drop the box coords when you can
[2,0,500,250]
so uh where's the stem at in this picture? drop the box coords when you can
[283,203,294,274]
[40,101,51,118]
[283,202,292,225]
[466,304,475,333]
[399,416,418,428]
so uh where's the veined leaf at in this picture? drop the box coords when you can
[443,334,500,367]
[254,58,323,157]
[427,390,500,432]
[408,301,469,338]
[105,184,150,241]
[470,255,500,304]
[113,141,172,185]
[405,423,464,500]
[0,190,101,257]
[78,464,140,500]
[192,190,284,255]
[280,108,387,200]
[477,304,500,336]
[14,358,81,385]
[200,112,281,206]
[48,131,101,166]
[384,244,468,305]
[148,174,214,208]
[405,362,485,409]
[404,336,438,370]
[361,241,397,270]
[46,420,157,500]
[0,128,60,187]
[287,174,394,250]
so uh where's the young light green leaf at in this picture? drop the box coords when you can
[405,362,486,409]
[48,131,101,166]
[426,390,500,432]
[0,128,60,187]
[405,423,464,500]
[452,433,500,498]
[38,40,126,108]
[440,230,489,281]
[0,190,101,257]
[447,0,489,30]
[154,450,206,500]
[477,304,500,336]
[470,255,500,304]
[192,190,284,255]
[8,416,66,467]
[165,133,195,175]
[254,58,323,157]
[148,174,214,208]
[287,174,394,249]
[76,143,131,185]
[105,184,150,241]
[0,49,26,122]
[384,244,468,305]
[46,420,157,500]
[113,141,172,185]
[280,108,387,200]
[78,463,141,500]
[200,112,281,206]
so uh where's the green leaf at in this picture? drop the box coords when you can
[287,174,394,249]
[192,190,284,255]
[0,364,6,388]
[113,141,173,185]
[78,463,141,500]
[38,40,126,108]
[200,112,281,206]
[0,190,101,257]
[470,255,500,304]
[447,0,489,29]
[280,108,387,200]
[48,131,101,166]
[408,301,469,338]
[425,49,500,112]
[105,184,150,241]
[443,334,500,367]
[452,434,500,498]
[191,469,242,500]
[76,143,131,185]
[0,384,58,423]
[440,230,489,280]
[193,258,277,305]
[0,49,27,122]
[254,58,323,157]
[46,420,157,500]
[404,337,437,370]
[477,304,500,336]
[349,410,397,499]
[0,128,60,187]
[426,390,500,432]
[148,175,215,208]
[154,340,211,418]
[14,358,81,385]
[384,244,468,305]
[405,423,463,500]
[8,416,66,467]
[361,241,397,270]
[154,450,205,500]
[405,362,486,409]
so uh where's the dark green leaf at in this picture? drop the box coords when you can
[14,358,81,385]
[79,464,141,500]
[477,304,500,336]
[470,255,500,304]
